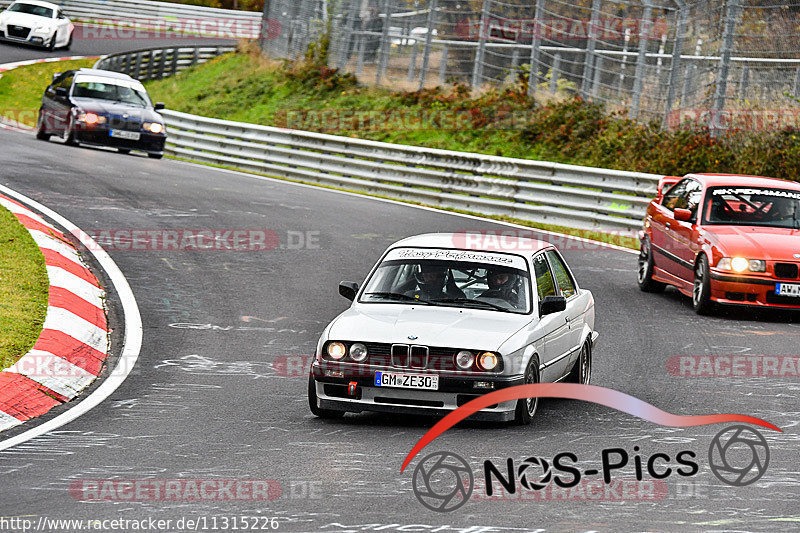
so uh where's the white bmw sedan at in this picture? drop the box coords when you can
[0,0,73,50]
[308,233,598,425]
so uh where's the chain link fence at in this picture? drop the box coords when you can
[260,0,800,131]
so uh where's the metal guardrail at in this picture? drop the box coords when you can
[160,109,660,233]
[0,0,261,38]
[94,45,236,82]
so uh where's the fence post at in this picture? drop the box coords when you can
[356,33,365,76]
[526,0,545,97]
[407,41,418,82]
[259,0,272,53]
[336,0,359,70]
[738,65,749,100]
[662,1,686,129]
[549,52,561,94]
[617,27,631,95]
[629,1,653,119]
[711,0,742,135]
[438,44,449,84]
[471,0,491,89]
[581,0,602,97]
[418,0,439,91]
[375,0,393,84]
[591,56,603,98]
[793,66,800,98]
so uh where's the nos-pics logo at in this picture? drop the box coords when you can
[412,425,770,512]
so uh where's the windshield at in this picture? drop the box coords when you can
[72,78,151,108]
[703,187,800,229]
[359,248,532,314]
[7,3,53,17]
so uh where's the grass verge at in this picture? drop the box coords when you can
[0,204,49,369]
[0,58,97,127]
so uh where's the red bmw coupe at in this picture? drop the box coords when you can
[638,173,800,314]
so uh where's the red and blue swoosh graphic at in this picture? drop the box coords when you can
[401,383,781,472]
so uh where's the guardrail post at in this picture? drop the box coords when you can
[549,53,561,94]
[662,1,686,130]
[711,0,742,136]
[146,49,155,81]
[526,0,544,97]
[471,0,491,89]
[192,47,200,68]
[629,1,653,119]
[155,49,166,80]
[375,0,393,84]
[417,0,438,91]
[581,0,602,97]
[133,52,143,80]
[171,48,179,76]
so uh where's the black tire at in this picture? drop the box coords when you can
[118,149,131,154]
[64,114,77,145]
[566,340,592,385]
[35,110,50,141]
[692,255,715,315]
[308,373,345,419]
[637,237,666,293]
[148,153,163,159]
[514,357,539,425]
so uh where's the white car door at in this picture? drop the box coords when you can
[546,249,586,376]
[530,252,572,382]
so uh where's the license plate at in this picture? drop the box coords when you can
[110,129,140,141]
[776,283,800,297]
[374,371,438,390]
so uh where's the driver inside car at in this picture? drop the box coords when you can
[405,264,465,301]
[479,269,521,307]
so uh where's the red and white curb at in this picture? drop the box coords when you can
[0,194,109,432]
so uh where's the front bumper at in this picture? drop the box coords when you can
[709,271,800,310]
[0,27,51,47]
[311,362,523,421]
[73,125,166,154]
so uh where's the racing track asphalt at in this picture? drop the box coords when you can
[0,128,798,531]
[0,24,235,64]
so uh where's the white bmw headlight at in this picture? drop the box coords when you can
[717,257,766,273]
[143,122,164,134]
[349,343,368,362]
[327,341,346,360]
[455,350,474,370]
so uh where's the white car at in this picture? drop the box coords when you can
[308,233,598,425]
[0,0,73,50]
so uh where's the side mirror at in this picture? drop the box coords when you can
[674,208,693,222]
[154,102,166,111]
[55,87,68,97]
[539,295,567,316]
[339,281,358,301]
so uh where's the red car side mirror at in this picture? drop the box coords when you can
[674,208,693,222]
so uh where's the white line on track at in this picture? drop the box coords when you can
[0,184,142,452]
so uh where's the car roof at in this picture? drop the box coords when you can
[10,0,60,9]
[685,173,800,191]
[74,68,138,82]
[388,232,550,254]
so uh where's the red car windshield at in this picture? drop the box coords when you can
[703,186,800,229]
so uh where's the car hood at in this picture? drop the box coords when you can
[327,304,531,351]
[0,12,55,28]
[707,225,800,261]
[71,99,162,122]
